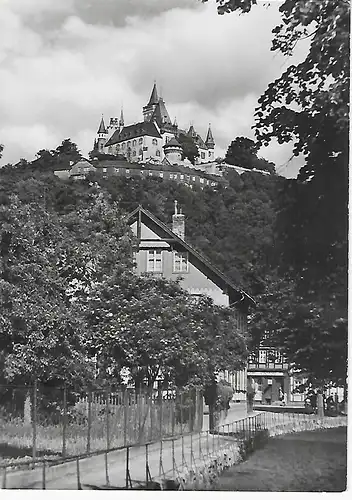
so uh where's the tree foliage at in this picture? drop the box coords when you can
[225,136,276,173]
[177,133,200,165]
[203,0,349,385]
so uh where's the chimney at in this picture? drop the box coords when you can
[172,200,185,240]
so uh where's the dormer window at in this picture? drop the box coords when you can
[152,139,158,145]
[173,251,189,273]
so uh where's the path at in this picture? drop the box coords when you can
[4,404,253,490]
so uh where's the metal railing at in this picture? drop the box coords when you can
[0,383,203,460]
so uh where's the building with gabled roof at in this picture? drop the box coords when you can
[127,204,254,399]
[92,83,215,166]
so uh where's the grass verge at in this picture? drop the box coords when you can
[218,426,347,492]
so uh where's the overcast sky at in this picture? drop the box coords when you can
[0,0,309,177]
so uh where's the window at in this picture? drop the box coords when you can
[152,139,158,145]
[156,149,161,157]
[200,178,204,184]
[201,152,205,159]
[139,138,143,145]
[149,171,153,176]
[159,172,164,178]
[147,250,162,272]
[180,174,184,180]
[126,169,130,174]
[108,147,112,154]
[122,143,125,150]
[192,176,196,181]
[132,140,137,146]
[115,168,119,173]
[139,149,143,156]
[132,150,136,156]
[165,136,169,143]
[208,151,212,157]
[173,251,188,273]
[259,350,267,364]
[103,168,107,173]
[127,141,131,147]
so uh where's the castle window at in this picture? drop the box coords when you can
[156,150,161,157]
[201,152,205,159]
[126,169,130,174]
[159,172,164,178]
[132,140,137,146]
[147,250,162,272]
[208,151,212,157]
[173,252,188,273]
[180,175,184,180]
[139,149,143,156]
[139,138,143,144]
[200,178,204,184]
[132,150,136,156]
[121,143,125,150]
[192,176,196,181]
[127,141,131,147]
[165,136,169,144]
[152,139,158,145]
[103,168,107,173]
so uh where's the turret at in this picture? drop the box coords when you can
[107,117,120,139]
[120,107,125,128]
[163,136,183,164]
[205,123,215,161]
[143,82,159,122]
[96,116,108,153]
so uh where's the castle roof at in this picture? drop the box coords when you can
[205,124,215,147]
[163,137,182,149]
[97,116,107,134]
[105,121,161,146]
[147,82,159,106]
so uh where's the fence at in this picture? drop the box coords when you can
[0,383,203,460]
[0,410,347,489]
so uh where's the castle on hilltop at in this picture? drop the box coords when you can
[92,83,215,166]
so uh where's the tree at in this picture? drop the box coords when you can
[31,139,82,171]
[177,133,199,165]
[225,136,275,173]
[204,0,349,387]
[0,191,135,386]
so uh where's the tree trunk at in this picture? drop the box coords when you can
[317,393,324,417]
[24,392,32,425]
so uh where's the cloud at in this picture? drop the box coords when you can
[0,0,309,176]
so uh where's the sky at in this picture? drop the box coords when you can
[0,0,309,177]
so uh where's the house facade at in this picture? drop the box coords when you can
[127,204,255,401]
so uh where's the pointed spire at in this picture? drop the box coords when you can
[120,107,124,127]
[147,82,159,106]
[205,123,215,148]
[97,115,107,134]
[188,124,196,137]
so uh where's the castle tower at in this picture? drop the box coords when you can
[107,117,120,139]
[205,123,215,161]
[143,82,159,122]
[120,107,125,128]
[163,136,183,165]
[96,116,108,152]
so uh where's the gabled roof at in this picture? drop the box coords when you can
[127,206,255,309]
[105,121,161,146]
